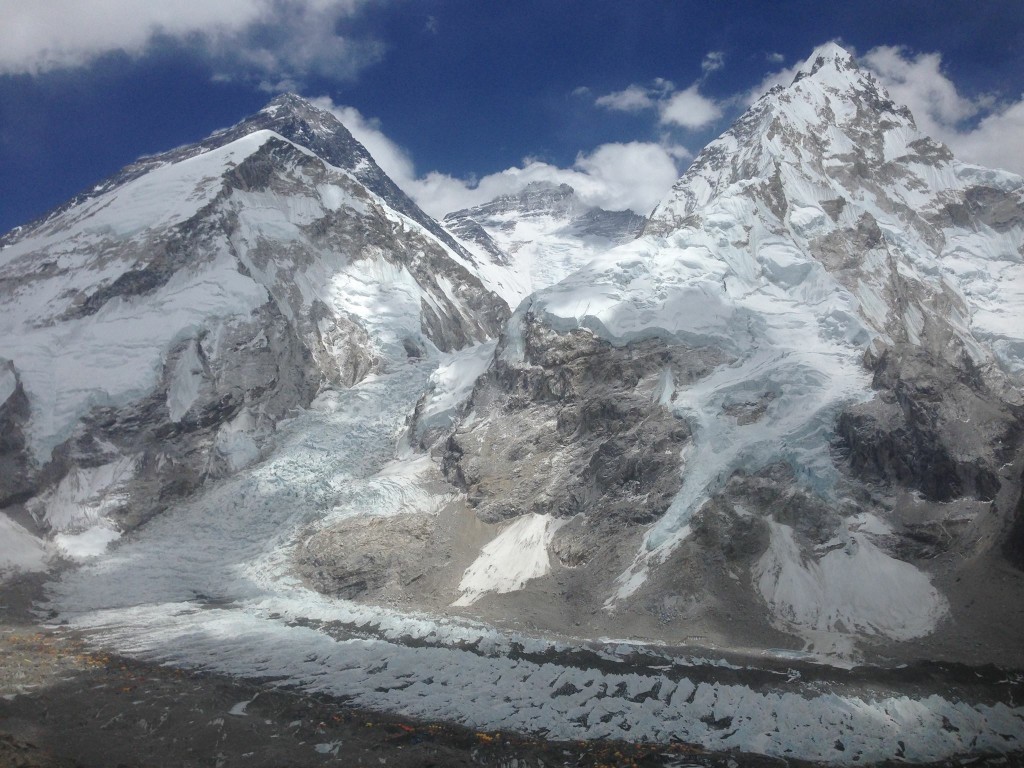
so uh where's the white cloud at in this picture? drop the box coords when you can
[572,141,690,212]
[0,0,380,82]
[313,98,687,217]
[701,51,725,74]
[862,45,1024,174]
[659,84,723,128]
[951,101,1024,173]
[766,52,785,65]
[411,141,687,218]
[595,84,658,112]
[594,77,722,130]
[863,46,978,126]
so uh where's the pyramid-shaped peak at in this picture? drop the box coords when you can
[259,93,336,121]
[792,41,857,83]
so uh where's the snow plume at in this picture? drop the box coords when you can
[0,0,384,84]
[312,97,688,217]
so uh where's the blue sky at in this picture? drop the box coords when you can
[2,1,1024,233]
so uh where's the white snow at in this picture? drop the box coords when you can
[446,193,637,309]
[406,341,494,445]
[0,515,49,579]
[0,131,279,268]
[521,39,1024,605]
[0,123,496,461]
[754,520,948,642]
[214,408,261,473]
[0,247,270,459]
[453,513,566,607]
[166,339,205,422]
[228,698,255,716]
[30,456,138,532]
[53,524,121,561]
[4,72,1022,764]
[39,361,1024,763]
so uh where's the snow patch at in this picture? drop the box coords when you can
[453,513,567,607]
[0,515,49,579]
[31,456,138,532]
[214,409,261,473]
[408,341,494,444]
[754,520,948,641]
[166,339,205,422]
[54,524,121,561]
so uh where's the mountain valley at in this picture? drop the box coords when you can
[1,43,1024,766]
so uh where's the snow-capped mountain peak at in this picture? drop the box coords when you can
[441,40,1024,657]
[0,94,508,551]
[793,40,857,80]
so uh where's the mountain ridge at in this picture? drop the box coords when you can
[0,93,508,550]
[423,42,1024,660]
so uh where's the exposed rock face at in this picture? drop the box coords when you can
[443,181,646,307]
[0,361,32,507]
[837,345,1018,504]
[1005,470,1024,571]
[0,94,507,544]
[297,513,435,599]
[442,309,723,564]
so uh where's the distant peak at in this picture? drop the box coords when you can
[521,181,575,195]
[260,92,326,118]
[793,41,857,82]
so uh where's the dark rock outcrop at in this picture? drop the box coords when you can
[836,344,1019,504]
[441,310,724,563]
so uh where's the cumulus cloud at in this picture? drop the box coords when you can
[595,84,659,112]
[659,84,723,128]
[594,72,722,130]
[406,143,686,218]
[313,98,687,217]
[0,0,381,83]
[952,101,1024,173]
[863,46,979,125]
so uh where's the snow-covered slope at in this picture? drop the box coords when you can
[0,94,508,556]
[441,43,1024,658]
[443,182,645,308]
